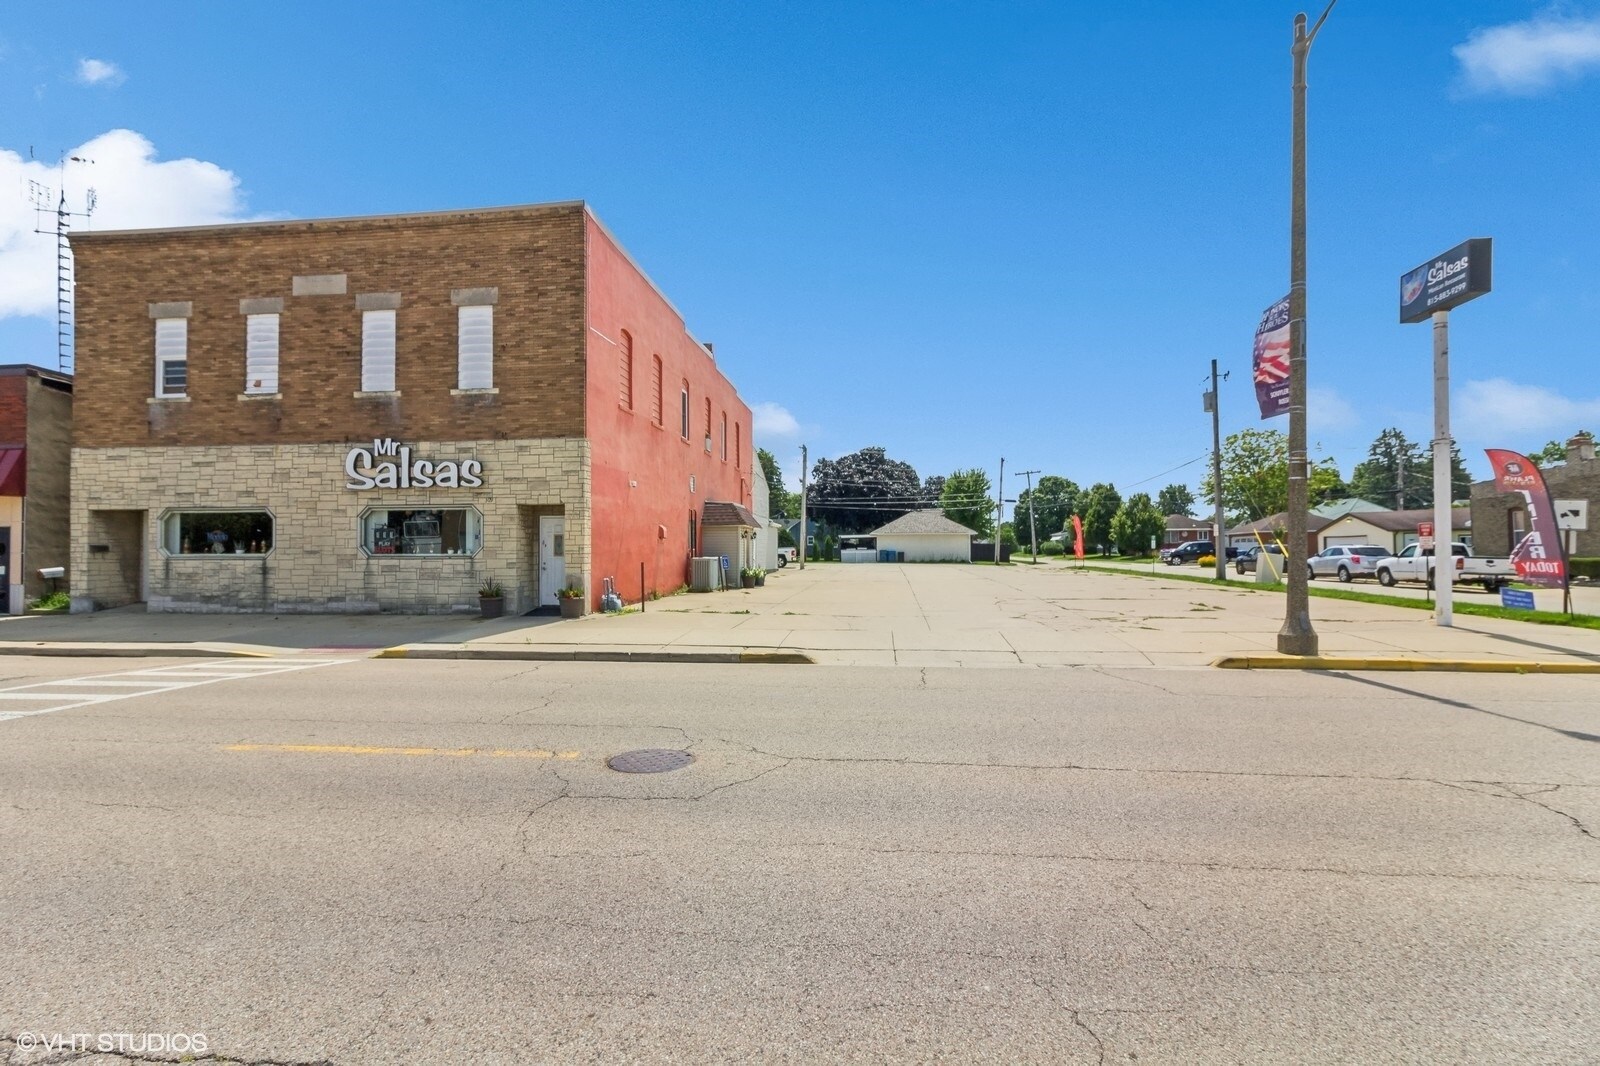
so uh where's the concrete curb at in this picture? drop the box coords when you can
[375,645,813,665]
[0,642,275,659]
[1213,655,1600,673]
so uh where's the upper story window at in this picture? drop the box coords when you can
[651,355,664,425]
[680,381,690,440]
[244,313,280,395]
[619,330,634,410]
[735,421,742,470]
[361,309,397,393]
[457,305,494,390]
[720,412,728,462]
[154,317,188,397]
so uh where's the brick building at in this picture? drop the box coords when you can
[69,201,753,614]
[0,365,73,613]
[1470,433,1599,558]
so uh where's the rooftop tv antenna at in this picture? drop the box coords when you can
[29,152,97,374]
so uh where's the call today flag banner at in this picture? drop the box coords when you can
[1253,295,1291,420]
[1484,448,1567,589]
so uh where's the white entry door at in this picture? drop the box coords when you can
[539,516,566,607]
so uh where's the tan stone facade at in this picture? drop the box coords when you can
[71,439,589,614]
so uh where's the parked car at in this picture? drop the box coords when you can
[1307,544,1391,583]
[1167,540,1239,564]
[1374,542,1515,591]
[1235,544,1286,575]
[777,547,797,566]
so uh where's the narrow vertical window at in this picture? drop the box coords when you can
[680,382,690,440]
[155,317,188,397]
[689,510,698,554]
[244,313,279,394]
[735,421,742,470]
[651,355,664,424]
[361,310,396,392]
[720,412,728,461]
[619,330,633,409]
[457,305,494,390]
[705,397,712,439]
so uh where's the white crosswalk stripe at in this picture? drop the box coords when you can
[0,659,352,722]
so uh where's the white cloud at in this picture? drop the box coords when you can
[751,401,800,439]
[1454,12,1600,95]
[0,129,252,319]
[1457,378,1600,438]
[1307,386,1359,434]
[75,58,124,87]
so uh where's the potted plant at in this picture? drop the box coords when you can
[478,578,505,619]
[740,567,758,589]
[556,583,586,619]
[754,569,766,587]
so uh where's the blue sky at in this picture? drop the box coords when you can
[3,2,1599,508]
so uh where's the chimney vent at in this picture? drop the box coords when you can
[1567,432,1596,464]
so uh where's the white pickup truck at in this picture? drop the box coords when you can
[1374,542,1515,591]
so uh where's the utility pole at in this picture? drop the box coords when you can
[1018,469,1040,563]
[1207,360,1227,581]
[995,457,1005,561]
[1278,1,1336,657]
[798,444,808,570]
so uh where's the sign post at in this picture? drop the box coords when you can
[1400,238,1492,628]
[1556,499,1587,616]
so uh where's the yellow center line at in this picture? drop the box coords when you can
[224,743,581,759]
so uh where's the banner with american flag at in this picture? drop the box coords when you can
[1253,295,1291,420]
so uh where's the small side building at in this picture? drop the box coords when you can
[0,365,73,613]
[871,510,975,562]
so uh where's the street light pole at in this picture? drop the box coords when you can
[1209,359,1227,582]
[1278,1,1335,657]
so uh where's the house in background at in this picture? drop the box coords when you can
[1163,514,1211,549]
[0,365,72,614]
[1318,507,1470,554]
[1226,511,1330,556]
[870,510,975,562]
[1471,433,1598,558]
[1311,497,1391,520]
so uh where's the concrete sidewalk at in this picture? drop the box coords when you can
[6,565,1600,670]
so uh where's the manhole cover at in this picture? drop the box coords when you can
[607,749,695,774]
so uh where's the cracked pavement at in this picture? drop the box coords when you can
[0,655,1596,1063]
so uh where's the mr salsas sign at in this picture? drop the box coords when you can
[344,438,484,490]
[1399,238,1492,324]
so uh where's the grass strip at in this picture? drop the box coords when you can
[1070,563,1600,630]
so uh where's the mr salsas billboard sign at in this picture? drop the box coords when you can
[345,438,484,490]
[1399,238,1492,323]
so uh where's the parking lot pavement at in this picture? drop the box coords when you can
[7,564,1600,671]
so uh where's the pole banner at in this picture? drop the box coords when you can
[1484,449,1567,589]
[1072,515,1085,560]
[1252,295,1291,420]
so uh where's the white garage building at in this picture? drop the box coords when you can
[871,510,976,562]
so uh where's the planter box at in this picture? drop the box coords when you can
[479,596,505,619]
[559,597,584,619]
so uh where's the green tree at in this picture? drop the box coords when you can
[1348,428,1429,510]
[1110,493,1165,555]
[940,468,995,538]
[1014,475,1080,541]
[999,521,1020,554]
[1157,483,1196,517]
[757,448,796,520]
[1310,462,1348,505]
[1203,429,1287,522]
[1079,483,1122,555]
[807,446,922,534]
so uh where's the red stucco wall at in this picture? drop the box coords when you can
[584,212,753,604]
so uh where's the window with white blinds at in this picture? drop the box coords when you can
[154,317,188,397]
[361,309,397,393]
[457,305,494,390]
[244,313,279,394]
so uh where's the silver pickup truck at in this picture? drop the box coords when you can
[1374,542,1514,591]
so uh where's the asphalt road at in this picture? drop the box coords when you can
[2,656,1597,1064]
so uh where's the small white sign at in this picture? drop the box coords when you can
[1555,499,1588,532]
